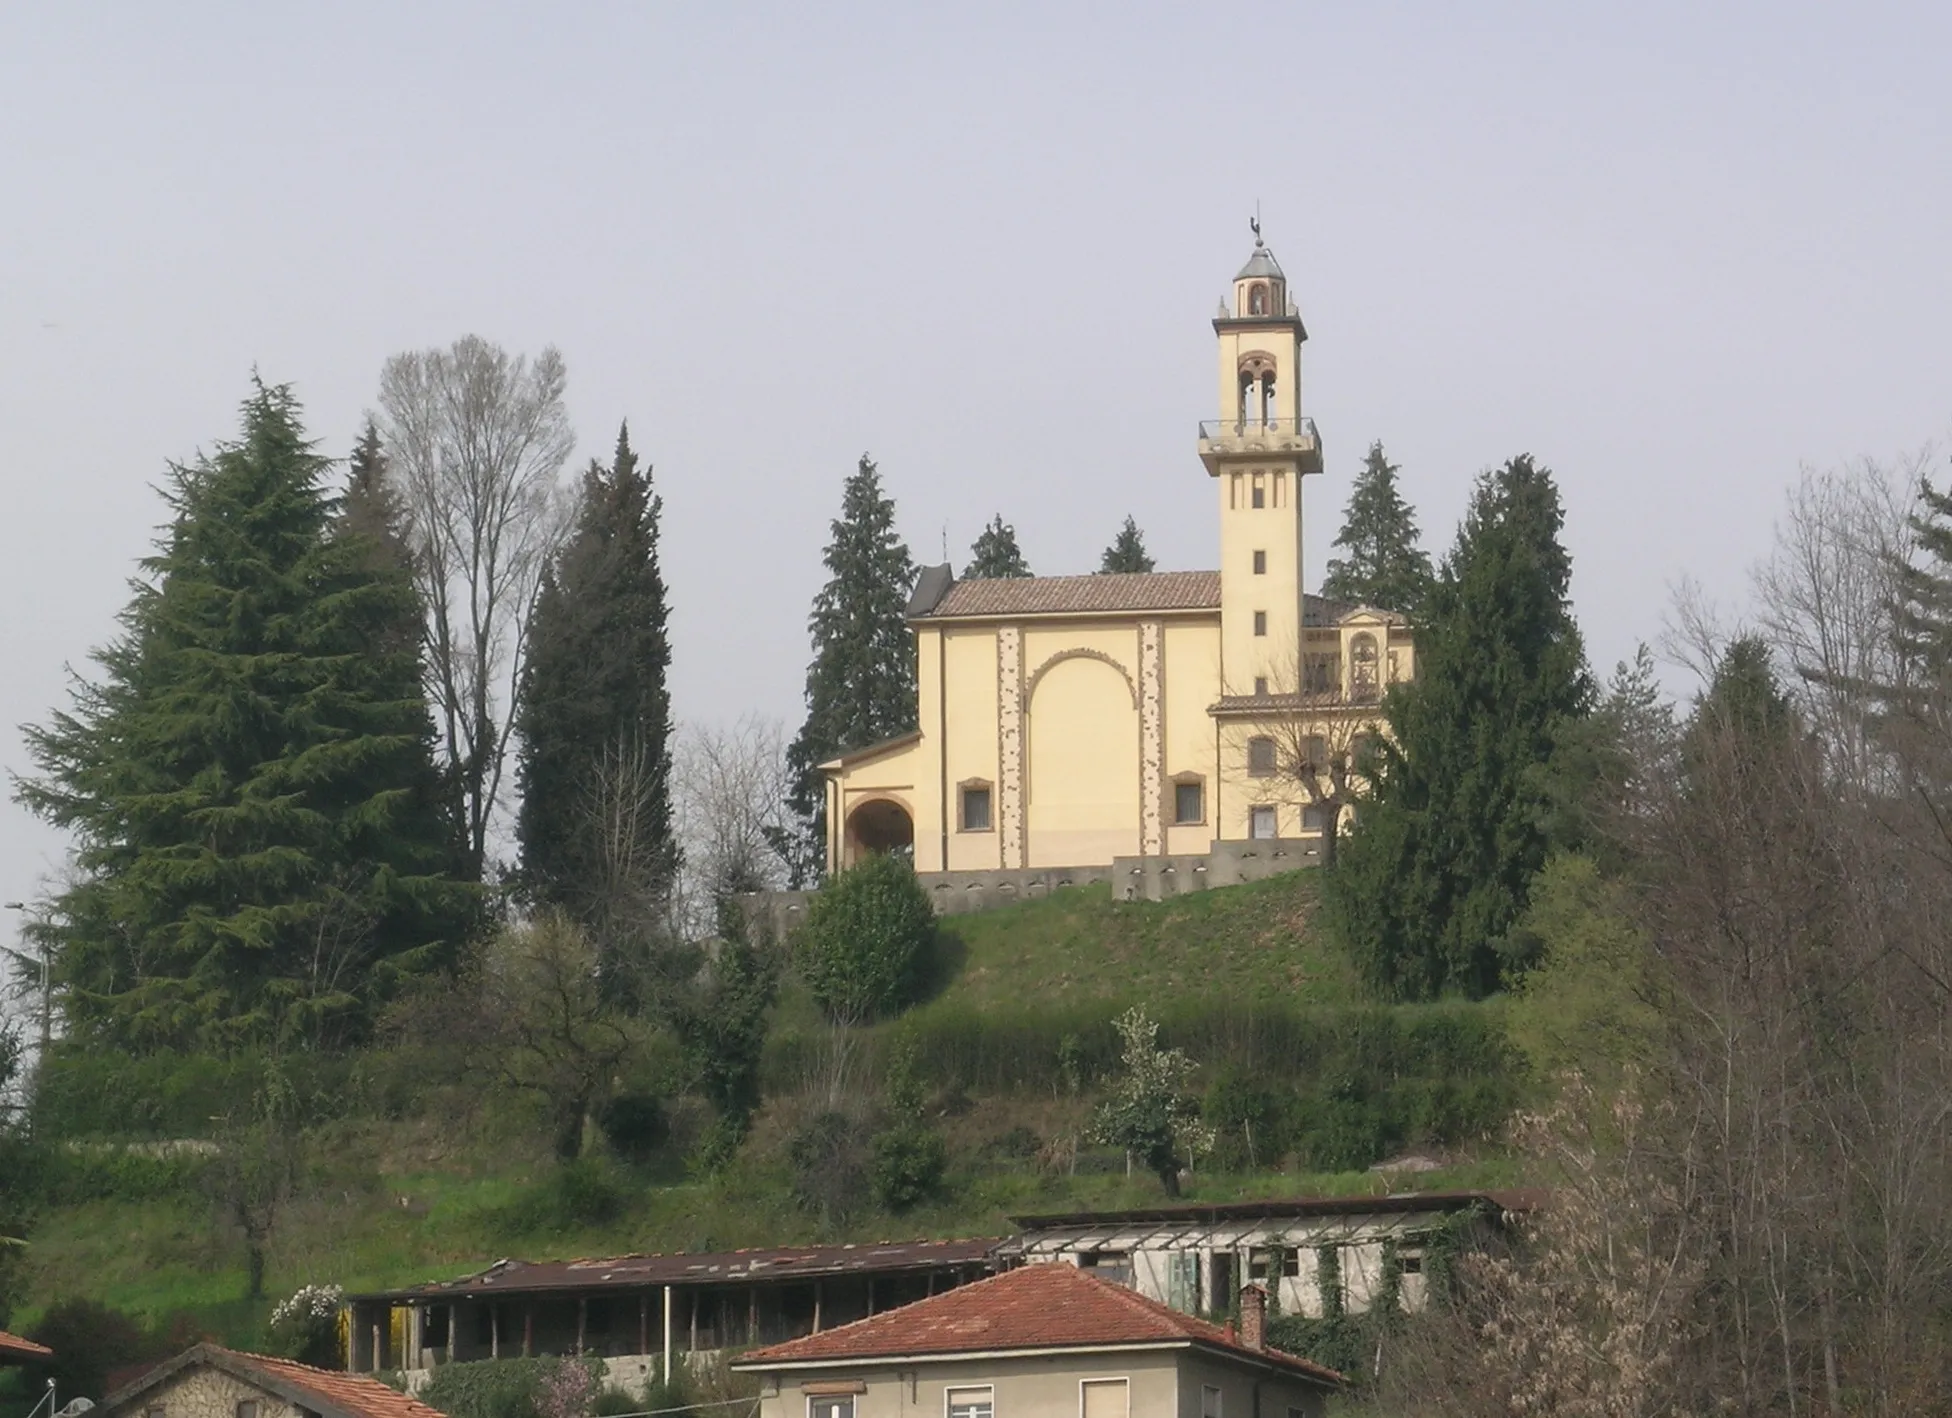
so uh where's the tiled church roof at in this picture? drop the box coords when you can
[917,571,1221,619]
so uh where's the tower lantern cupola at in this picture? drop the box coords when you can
[1233,233,1288,318]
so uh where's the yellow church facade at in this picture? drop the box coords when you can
[820,238,1413,882]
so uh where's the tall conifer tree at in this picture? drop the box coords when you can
[16,382,467,1050]
[783,455,918,884]
[965,516,1032,579]
[1099,515,1156,574]
[515,424,677,972]
[1321,442,1433,612]
[1328,454,1592,1000]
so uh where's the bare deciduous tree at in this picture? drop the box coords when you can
[671,716,795,936]
[378,337,575,879]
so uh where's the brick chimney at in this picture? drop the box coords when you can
[1239,1283,1268,1351]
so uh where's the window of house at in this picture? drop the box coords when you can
[947,1388,994,1418]
[1173,779,1204,825]
[1081,1379,1130,1418]
[1247,737,1276,776]
[1253,676,1268,697]
[1400,1253,1424,1275]
[1253,611,1267,637]
[1252,549,1266,574]
[1350,633,1380,700]
[960,783,992,832]
[810,1397,856,1418]
[145,1408,165,1418]
[1202,1385,1224,1418]
[237,1403,260,1418]
[1303,655,1338,693]
[1249,1246,1300,1280]
[1303,733,1328,769]
[1250,805,1278,839]
[1302,803,1329,833]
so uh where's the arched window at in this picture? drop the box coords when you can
[1350,633,1380,701]
[1249,282,1269,315]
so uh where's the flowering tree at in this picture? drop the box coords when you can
[269,1284,345,1367]
[1090,1008,1214,1196]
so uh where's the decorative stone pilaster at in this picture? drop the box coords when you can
[997,625,1026,868]
[1139,619,1165,855]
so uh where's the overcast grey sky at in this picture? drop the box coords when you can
[3,2,1949,921]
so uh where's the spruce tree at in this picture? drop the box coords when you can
[16,381,468,1051]
[1099,515,1156,574]
[515,423,677,981]
[965,516,1032,579]
[783,455,918,883]
[1327,454,1592,1000]
[1321,442,1433,612]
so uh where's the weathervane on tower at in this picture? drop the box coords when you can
[1250,203,1263,247]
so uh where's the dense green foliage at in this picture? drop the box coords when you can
[16,382,469,1052]
[665,903,782,1156]
[419,1355,625,1418]
[516,423,677,987]
[1329,455,1592,1000]
[794,852,934,1024]
[965,515,1032,578]
[783,455,919,882]
[1098,514,1156,573]
[1320,441,1433,613]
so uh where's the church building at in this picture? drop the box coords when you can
[820,237,1412,881]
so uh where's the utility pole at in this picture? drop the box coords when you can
[2,901,46,1057]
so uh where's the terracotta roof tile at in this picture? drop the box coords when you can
[734,1262,1338,1387]
[0,1330,52,1362]
[918,572,1221,619]
[106,1346,449,1418]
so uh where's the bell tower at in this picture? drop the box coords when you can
[1199,223,1324,698]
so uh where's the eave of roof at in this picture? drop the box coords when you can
[817,730,923,771]
[0,1330,51,1362]
[349,1237,1002,1304]
[1010,1191,1539,1230]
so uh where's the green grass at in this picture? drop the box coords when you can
[933,874,1352,1009]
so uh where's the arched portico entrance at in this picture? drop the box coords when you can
[843,797,915,867]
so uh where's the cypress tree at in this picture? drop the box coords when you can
[1321,442,1433,612]
[1099,515,1156,574]
[965,516,1032,578]
[1327,454,1592,1000]
[515,423,678,976]
[16,381,468,1051]
[783,455,918,883]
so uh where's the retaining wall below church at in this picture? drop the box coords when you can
[741,837,1321,935]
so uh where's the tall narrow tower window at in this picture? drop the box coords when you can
[1249,283,1269,315]
[1253,611,1268,636]
[1252,550,1266,574]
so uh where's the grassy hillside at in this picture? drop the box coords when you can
[8,874,1520,1351]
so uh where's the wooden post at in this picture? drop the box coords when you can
[523,1305,534,1358]
[813,1282,823,1334]
[371,1323,382,1373]
[491,1303,500,1359]
[577,1297,587,1355]
[689,1290,698,1353]
[866,1279,875,1318]
[639,1292,649,1356]
[748,1287,758,1345]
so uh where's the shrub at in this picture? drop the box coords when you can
[795,854,934,1024]
[422,1358,604,1418]
[870,1123,947,1211]
[28,1298,162,1401]
[596,1093,669,1164]
[492,1158,630,1235]
[270,1283,345,1366]
[788,1110,872,1225]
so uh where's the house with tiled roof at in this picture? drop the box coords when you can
[101,1345,447,1418]
[732,1262,1339,1418]
[817,236,1411,905]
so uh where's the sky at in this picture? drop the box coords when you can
[2,2,1950,938]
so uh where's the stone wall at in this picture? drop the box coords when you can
[741,836,1318,933]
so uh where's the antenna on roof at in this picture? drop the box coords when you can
[1250,202,1262,247]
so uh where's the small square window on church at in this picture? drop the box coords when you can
[960,785,992,832]
[1254,676,1268,697]
[1253,611,1267,636]
[1174,780,1204,825]
[1252,550,1266,574]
